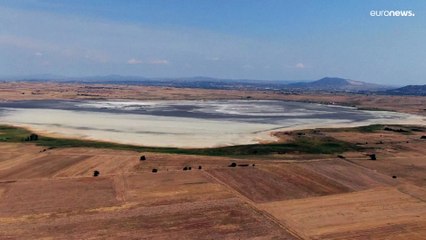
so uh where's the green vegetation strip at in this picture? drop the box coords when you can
[326,124,419,134]
[0,125,361,156]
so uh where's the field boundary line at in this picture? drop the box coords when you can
[203,170,305,240]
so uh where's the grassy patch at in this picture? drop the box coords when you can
[0,125,361,156]
[355,124,385,133]
[319,124,423,135]
[0,125,35,141]
[181,137,360,156]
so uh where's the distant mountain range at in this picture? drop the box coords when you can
[2,74,424,95]
[286,77,390,91]
[385,85,426,96]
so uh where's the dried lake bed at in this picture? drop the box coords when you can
[0,100,424,148]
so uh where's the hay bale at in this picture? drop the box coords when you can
[421,136,426,140]
[183,167,188,171]
[93,170,100,177]
[392,175,397,179]
[228,162,237,167]
[368,154,376,160]
[140,155,146,161]
[198,166,202,170]
[337,155,345,159]
[238,164,249,167]
[152,168,158,173]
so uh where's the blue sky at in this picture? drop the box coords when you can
[0,0,425,84]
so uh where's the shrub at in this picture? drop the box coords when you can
[24,133,39,141]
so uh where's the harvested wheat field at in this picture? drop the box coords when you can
[0,143,298,239]
[260,187,426,239]
[0,124,425,239]
[0,177,118,217]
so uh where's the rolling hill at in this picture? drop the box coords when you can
[385,85,426,96]
[286,77,390,92]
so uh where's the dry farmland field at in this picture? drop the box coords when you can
[0,123,425,239]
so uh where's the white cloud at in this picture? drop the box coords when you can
[148,59,169,65]
[127,58,143,65]
[285,63,306,69]
[127,58,168,65]
[295,63,305,69]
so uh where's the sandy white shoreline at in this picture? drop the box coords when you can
[0,108,279,148]
[1,105,425,148]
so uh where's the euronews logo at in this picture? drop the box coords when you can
[370,10,415,17]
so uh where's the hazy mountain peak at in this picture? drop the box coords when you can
[386,84,426,96]
[288,77,389,91]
